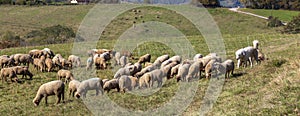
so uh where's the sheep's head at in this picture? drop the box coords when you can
[235,49,245,60]
[75,92,81,99]
[33,99,40,106]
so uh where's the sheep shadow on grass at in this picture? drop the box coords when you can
[231,72,247,78]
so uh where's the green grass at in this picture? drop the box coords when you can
[0,5,300,116]
[240,8,300,22]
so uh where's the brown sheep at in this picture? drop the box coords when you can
[33,58,45,72]
[138,54,151,64]
[29,49,44,58]
[95,57,106,70]
[0,56,15,68]
[33,80,65,106]
[139,73,151,89]
[129,76,139,89]
[0,68,19,83]
[205,60,217,79]
[16,54,33,67]
[45,58,54,72]
[11,66,33,80]
[103,79,120,93]
[68,55,81,68]
[57,69,74,84]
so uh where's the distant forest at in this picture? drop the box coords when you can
[241,0,300,10]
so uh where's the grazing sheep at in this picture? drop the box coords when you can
[118,75,132,93]
[131,62,142,76]
[160,59,172,69]
[29,49,44,58]
[95,57,106,70]
[113,67,132,79]
[86,57,94,71]
[119,56,128,67]
[139,73,151,88]
[134,64,158,78]
[75,78,104,98]
[153,54,169,65]
[57,69,74,84]
[138,54,151,64]
[0,68,19,83]
[103,79,120,93]
[176,63,191,82]
[214,59,235,79]
[45,58,54,72]
[235,47,258,68]
[193,54,203,61]
[162,62,178,79]
[113,52,121,66]
[17,54,33,67]
[129,76,139,89]
[205,60,217,79]
[11,66,33,80]
[149,69,165,87]
[169,55,182,64]
[100,52,111,61]
[0,56,15,68]
[33,80,65,106]
[170,64,180,78]
[33,58,45,72]
[186,61,203,82]
[182,59,195,65]
[68,55,81,68]
[60,58,72,69]
[42,48,55,58]
[68,80,81,98]
[253,40,259,49]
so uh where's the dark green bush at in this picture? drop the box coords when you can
[282,14,300,34]
[267,16,283,27]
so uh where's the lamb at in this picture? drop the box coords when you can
[33,80,65,106]
[86,57,94,70]
[214,59,235,79]
[42,48,55,58]
[186,61,203,82]
[205,60,217,79]
[0,56,15,68]
[176,63,191,82]
[113,67,132,79]
[129,76,139,89]
[103,79,120,93]
[57,69,74,84]
[44,58,53,72]
[193,54,203,61]
[138,54,151,64]
[0,68,19,83]
[153,54,169,65]
[75,78,104,98]
[149,69,165,87]
[170,64,180,78]
[68,80,81,97]
[235,47,258,68]
[118,75,132,93]
[68,55,81,68]
[94,57,106,70]
[253,40,259,49]
[11,66,33,80]
[119,56,128,67]
[29,49,44,58]
[139,73,151,88]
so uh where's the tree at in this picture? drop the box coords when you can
[282,14,300,34]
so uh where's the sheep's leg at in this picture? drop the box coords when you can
[249,58,253,68]
[61,91,65,103]
[95,89,99,96]
[45,96,48,106]
[56,94,61,104]
[237,60,240,69]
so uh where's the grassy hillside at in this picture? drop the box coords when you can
[0,5,299,116]
[240,8,300,22]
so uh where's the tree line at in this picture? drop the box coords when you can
[240,0,300,10]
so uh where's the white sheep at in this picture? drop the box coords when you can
[57,69,74,84]
[214,59,235,79]
[33,80,65,106]
[176,63,191,82]
[186,61,203,82]
[139,73,151,89]
[114,67,132,79]
[129,76,139,90]
[86,57,93,71]
[75,78,104,98]
[253,40,259,49]
[170,64,180,78]
[118,75,132,93]
[205,59,217,79]
[235,47,258,68]
[149,69,165,87]
[68,80,81,98]
[119,56,128,67]
[169,55,182,64]
[153,54,169,65]
[68,55,81,68]
[193,54,203,61]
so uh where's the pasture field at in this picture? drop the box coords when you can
[0,4,299,115]
[240,8,300,22]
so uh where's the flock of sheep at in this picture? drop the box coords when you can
[0,40,265,106]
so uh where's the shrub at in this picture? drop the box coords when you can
[0,31,23,49]
[15,0,26,5]
[267,16,283,27]
[282,14,300,34]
